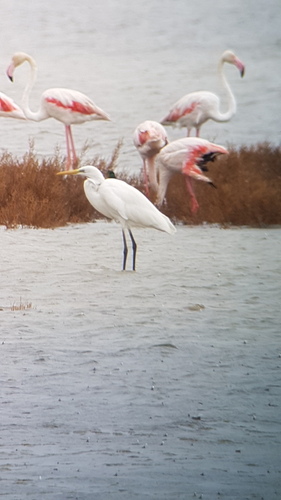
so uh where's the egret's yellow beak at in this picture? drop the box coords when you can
[57,168,80,176]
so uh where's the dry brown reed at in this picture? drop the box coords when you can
[0,299,33,311]
[162,142,281,227]
[10,299,33,311]
[0,141,280,229]
[0,146,113,229]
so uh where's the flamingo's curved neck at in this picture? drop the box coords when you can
[146,156,158,193]
[21,56,46,121]
[214,58,237,123]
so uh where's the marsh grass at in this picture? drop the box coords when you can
[0,141,280,228]
[10,299,33,311]
[0,299,33,311]
[0,148,110,229]
[162,142,281,227]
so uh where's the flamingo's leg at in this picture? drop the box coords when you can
[185,176,199,213]
[68,125,78,167]
[64,125,74,169]
[65,125,77,169]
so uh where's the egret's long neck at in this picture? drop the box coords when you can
[214,59,237,122]
[21,56,46,121]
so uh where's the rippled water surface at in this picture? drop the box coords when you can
[1,0,280,173]
[0,223,281,499]
[1,3,281,497]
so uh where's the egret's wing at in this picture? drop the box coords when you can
[99,180,130,221]
[83,178,126,221]
[101,179,175,233]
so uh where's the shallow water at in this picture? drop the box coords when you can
[0,223,280,498]
[0,0,280,175]
[1,2,281,497]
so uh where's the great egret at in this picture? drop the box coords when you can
[57,166,176,270]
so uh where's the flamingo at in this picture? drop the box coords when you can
[0,91,26,119]
[133,120,168,195]
[6,52,111,168]
[156,137,228,213]
[161,50,245,137]
[57,165,176,271]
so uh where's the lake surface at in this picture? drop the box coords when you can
[0,0,280,174]
[0,3,281,497]
[0,223,280,499]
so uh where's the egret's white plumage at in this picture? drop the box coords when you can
[7,52,111,168]
[161,50,245,137]
[57,165,176,270]
[156,137,228,213]
[133,120,168,195]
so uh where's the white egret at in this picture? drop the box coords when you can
[57,166,176,270]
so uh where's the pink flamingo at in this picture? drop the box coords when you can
[133,120,168,195]
[161,50,245,137]
[156,137,228,213]
[0,91,26,119]
[6,52,111,168]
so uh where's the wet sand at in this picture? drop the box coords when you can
[1,222,280,499]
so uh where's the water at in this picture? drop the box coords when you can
[0,0,280,174]
[1,5,281,497]
[0,223,281,499]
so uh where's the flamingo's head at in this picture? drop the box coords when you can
[221,50,245,77]
[6,52,33,81]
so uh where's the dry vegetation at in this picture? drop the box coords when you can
[163,142,281,227]
[0,298,33,311]
[0,142,280,229]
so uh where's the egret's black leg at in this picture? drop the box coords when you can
[129,229,137,271]
[122,230,128,271]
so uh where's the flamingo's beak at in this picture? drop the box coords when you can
[6,63,15,82]
[235,58,245,78]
